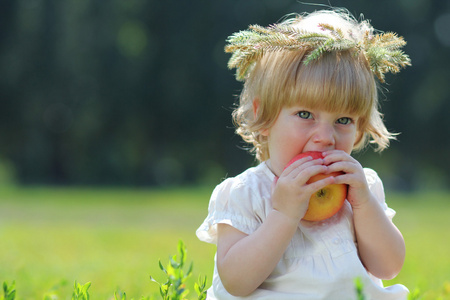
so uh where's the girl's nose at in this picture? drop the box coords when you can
[312,123,335,147]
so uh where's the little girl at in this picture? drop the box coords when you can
[197,8,411,300]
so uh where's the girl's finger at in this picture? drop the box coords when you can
[292,164,329,183]
[325,160,359,174]
[276,162,328,187]
[303,175,336,194]
[322,150,355,165]
[281,157,324,178]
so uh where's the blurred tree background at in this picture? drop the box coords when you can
[0,0,448,190]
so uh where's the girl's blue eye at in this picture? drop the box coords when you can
[297,111,312,119]
[337,117,352,125]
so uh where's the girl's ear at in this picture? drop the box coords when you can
[252,98,270,136]
[252,98,260,118]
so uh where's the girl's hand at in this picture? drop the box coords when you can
[271,155,335,221]
[322,150,371,209]
[322,150,406,279]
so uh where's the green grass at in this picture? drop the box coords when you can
[0,186,216,299]
[383,192,450,299]
[0,186,449,299]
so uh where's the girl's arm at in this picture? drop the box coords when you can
[323,150,405,280]
[217,157,333,296]
[216,210,298,296]
[352,195,405,279]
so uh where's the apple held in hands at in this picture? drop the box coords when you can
[285,151,348,222]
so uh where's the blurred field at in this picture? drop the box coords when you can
[0,186,216,299]
[383,192,450,299]
[0,186,449,299]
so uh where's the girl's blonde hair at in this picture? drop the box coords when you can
[231,10,398,162]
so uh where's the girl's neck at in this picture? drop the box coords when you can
[265,159,278,177]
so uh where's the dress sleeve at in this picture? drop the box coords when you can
[364,168,396,220]
[196,177,263,244]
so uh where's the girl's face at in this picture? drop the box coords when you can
[262,105,359,176]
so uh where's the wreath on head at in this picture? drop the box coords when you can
[225,18,411,83]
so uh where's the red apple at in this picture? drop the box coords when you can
[284,151,348,222]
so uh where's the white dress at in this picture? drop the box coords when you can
[196,162,409,300]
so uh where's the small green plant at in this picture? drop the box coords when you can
[408,288,421,300]
[72,281,91,300]
[194,276,207,300]
[150,240,207,300]
[354,277,365,300]
[1,281,16,300]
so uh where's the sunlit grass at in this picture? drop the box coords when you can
[0,186,449,299]
[384,192,450,299]
[0,185,216,299]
